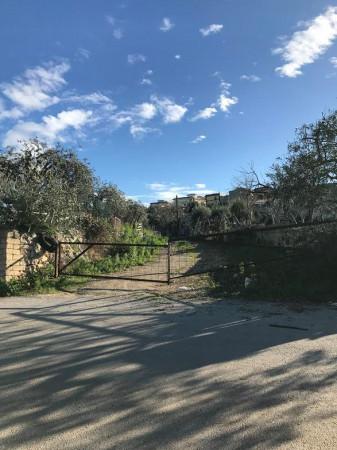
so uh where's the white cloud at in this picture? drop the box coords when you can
[127,54,146,64]
[105,15,124,38]
[240,74,261,82]
[200,24,223,37]
[174,54,181,60]
[140,78,152,86]
[217,81,238,112]
[0,61,70,112]
[65,92,114,105]
[77,48,91,61]
[160,17,174,32]
[130,124,157,139]
[133,102,157,120]
[330,56,337,68]
[191,135,207,144]
[191,106,217,121]
[147,182,213,201]
[4,109,92,146]
[151,95,187,123]
[113,28,123,39]
[274,6,337,77]
[0,98,23,121]
[110,101,157,138]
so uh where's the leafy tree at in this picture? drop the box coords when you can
[269,111,337,222]
[148,204,177,236]
[191,206,211,235]
[230,201,249,226]
[0,140,94,234]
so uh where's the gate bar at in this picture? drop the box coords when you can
[59,241,168,248]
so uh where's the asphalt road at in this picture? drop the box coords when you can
[1,286,337,449]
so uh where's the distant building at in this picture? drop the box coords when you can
[205,193,221,207]
[150,200,170,208]
[174,194,206,208]
[228,187,250,203]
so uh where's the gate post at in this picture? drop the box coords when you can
[54,243,61,278]
[167,241,171,285]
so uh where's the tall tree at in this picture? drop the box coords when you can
[0,140,94,234]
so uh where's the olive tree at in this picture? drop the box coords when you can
[0,139,94,234]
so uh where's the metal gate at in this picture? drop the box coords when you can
[55,240,170,283]
[169,238,229,279]
[54,238,229,284]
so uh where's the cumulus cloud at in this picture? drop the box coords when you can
[133,102,157,120]
[127,54,146,64]
[160,17,174,32]
[191,135,207,144]
[240,74,261,82]
[0,61,70,112]
[130,124,157,139]
[140,78,152,86]
[174,54,181,60]
[200,24,223,37]
[3,109,92,146]
[147,181,213,201]
[274,6,337,77]
[190,106,217,121]
[151,95,187,123]
[217,80,238,112]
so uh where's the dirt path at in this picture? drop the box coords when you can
[1,290,337,449]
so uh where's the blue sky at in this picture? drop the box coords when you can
[1,0,337,203]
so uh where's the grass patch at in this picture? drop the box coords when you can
[0,264,88,297]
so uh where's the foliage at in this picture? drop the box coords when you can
[214,237,337,302]
[70,225,166,275]
[0,264,88,296]
[92,184,148,226]
[0,139,149,237]
[0,140,94,234]
[268,111,337,223]
[148,204,178,236]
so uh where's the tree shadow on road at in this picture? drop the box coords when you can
[0,292,336,449]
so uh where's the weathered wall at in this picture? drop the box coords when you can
[224,222,337,248]
[0,230,49,281]
[0,230,26,280]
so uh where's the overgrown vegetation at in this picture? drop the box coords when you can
[0,140,154,296]
[68,225,166,276]
[0,139,148,236]
[213,231,337,302]
[0,264,88,297]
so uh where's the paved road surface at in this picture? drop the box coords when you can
[1,285,337,449]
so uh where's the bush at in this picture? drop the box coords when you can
[69,225,166,276]
[215,236,337,302]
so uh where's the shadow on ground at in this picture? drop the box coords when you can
[0,289,336,449]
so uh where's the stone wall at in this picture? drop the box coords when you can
[224,221,337,248]
[0,229,50,281]
[0,230,26,280]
